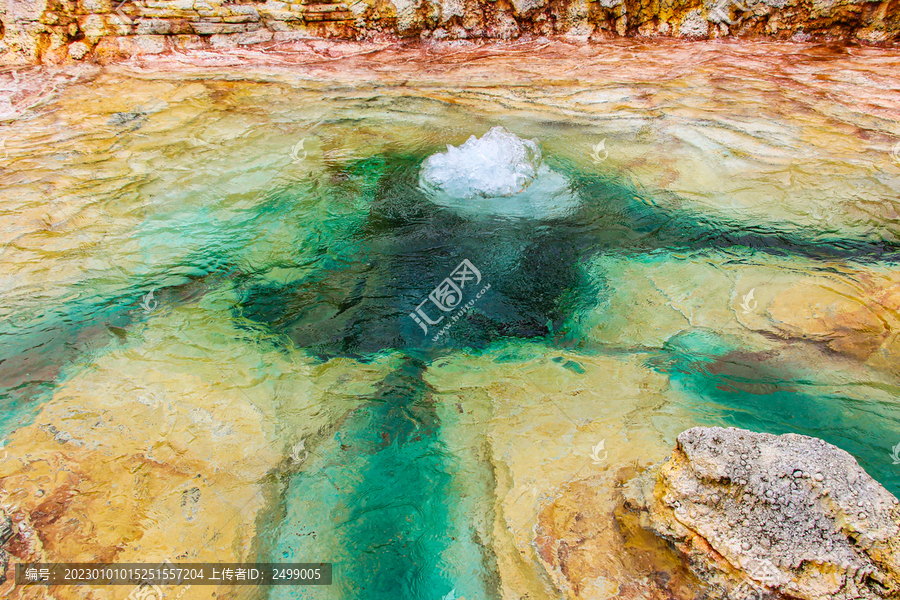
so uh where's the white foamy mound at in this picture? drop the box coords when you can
[418,127,579,219]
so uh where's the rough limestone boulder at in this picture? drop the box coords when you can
[622,427,900,599]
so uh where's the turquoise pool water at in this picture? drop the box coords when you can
[1,50,900,599]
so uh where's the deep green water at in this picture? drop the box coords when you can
[265,357,495,600]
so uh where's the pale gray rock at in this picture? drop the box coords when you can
[679,9,710,37]
[136,17,176,35]
[79,0,112,14]
[67,40,90,59]
[624,427,900,599]
[509,0,548,17]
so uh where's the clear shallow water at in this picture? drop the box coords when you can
[1,41,900,599]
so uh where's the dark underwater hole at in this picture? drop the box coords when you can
[232,153,900,361]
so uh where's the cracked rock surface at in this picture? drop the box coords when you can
[622,426,900,599]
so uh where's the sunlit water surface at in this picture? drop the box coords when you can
[1,40,900,600]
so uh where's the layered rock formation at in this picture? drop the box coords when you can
[1,0,898,64]
[537,426,900,599]
[621,427,900,599]
[425,344,700,600]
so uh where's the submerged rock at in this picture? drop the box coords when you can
[622,427,900,599]
[0,299,392,598]
[755,275,900,374]
[427,343,698,600]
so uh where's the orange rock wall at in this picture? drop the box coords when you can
[1,0,899,63]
